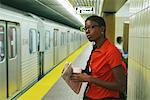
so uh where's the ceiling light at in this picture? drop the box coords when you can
[57,0,84,25]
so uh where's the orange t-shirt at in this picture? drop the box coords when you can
[86,40,122,99]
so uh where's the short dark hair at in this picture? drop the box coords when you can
[85,15,106,32]
[116,36,122,44]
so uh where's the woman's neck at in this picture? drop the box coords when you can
[95,37,106,48]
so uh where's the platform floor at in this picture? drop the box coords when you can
[42,43,93,100]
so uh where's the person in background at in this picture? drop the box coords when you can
[116,36,123,54]
[116,36,128,60]
[71,15,126,100]
[115,36,128,99]
[115,36,128,70]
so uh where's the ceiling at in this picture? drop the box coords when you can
[102,0,127,13]
[0,0,127,29]
[115,0,130,17]
[0,0,83,29]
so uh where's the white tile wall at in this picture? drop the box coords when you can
[148,8,150,38]
[128,0,150,99]
[115,17,129,44]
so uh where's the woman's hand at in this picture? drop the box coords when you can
[70,73,91,82]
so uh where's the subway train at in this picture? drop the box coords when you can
[0,5,87,99]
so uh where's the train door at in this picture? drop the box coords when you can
[43,30,54,74]
[53,29,59,65]
[37,20,45,78]
[0,21,21,99]
[7,22,21,97]
[0,21,7,99]
[60,32,65,60]
[60,32,67,59]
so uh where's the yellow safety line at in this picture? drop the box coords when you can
[18,42,89,100]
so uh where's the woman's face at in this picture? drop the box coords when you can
[85,20,102,42]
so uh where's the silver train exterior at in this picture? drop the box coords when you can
[0,6,87,99]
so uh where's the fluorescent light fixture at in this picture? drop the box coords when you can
[57,0,84,25]
[99,0,104,15]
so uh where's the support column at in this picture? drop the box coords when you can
[103,13,115,44]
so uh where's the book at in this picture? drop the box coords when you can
[62,63,82,94]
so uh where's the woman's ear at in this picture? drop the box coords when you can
[99,32,104,35]
[100,26,105,32]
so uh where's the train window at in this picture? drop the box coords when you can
[61,32,65,46]
[53,29,59,47]
[64,33,66,44]
[49,31,51,48]
[63,32,65,45]
[76,34,78,40]
[49,32,52,48]
[64,32,67,45]
[8,27,17,58]
[71,33,73,42]
[0,26,5,61]
[45,31,50,50]
[37,32,40,51]
[74,32,76,41]
[80,34,82,41]
[60,32,63,46]
[29,29,37,54]
[77,34,79,41]
[66,32,68,43]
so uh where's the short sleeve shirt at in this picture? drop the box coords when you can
[86,39,122,99]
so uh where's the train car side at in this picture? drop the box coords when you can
[0,6,87,99]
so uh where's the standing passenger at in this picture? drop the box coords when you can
[116,36,124,55]
[71,15,126,100]
[116,36,128,60]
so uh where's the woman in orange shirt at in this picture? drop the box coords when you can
[71,15,126,100]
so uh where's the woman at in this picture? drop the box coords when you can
[71,15,126,100]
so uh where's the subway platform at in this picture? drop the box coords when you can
[17,42,93,100]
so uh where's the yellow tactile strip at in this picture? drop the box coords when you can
[18,42,89,100]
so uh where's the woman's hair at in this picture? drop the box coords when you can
[117,36,122,44]
[85,15,106,33]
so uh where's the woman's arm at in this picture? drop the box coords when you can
[71,65,126,91]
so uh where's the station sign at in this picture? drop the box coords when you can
[75,6,95,14]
